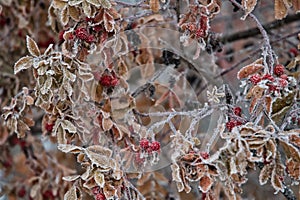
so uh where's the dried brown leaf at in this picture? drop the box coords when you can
[237,58,263,79]
[61,6,69,26]
[259,164,272,185]
[26,36,41,57]
[94,170,105,187]
[14,56,33,74]
[241,0,257,20]
[275,0,288,19]
[150,0,160,13]
[199,175,213,193]
[64,186,78,200]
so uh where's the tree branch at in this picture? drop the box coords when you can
[220,13,300,44]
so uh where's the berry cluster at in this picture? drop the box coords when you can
[226,106,243,132]
[249,64,289,94]
[139,138,161,153]
[75,27,95,43]
[99,73,119,88]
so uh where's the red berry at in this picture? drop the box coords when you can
[86,35,95,43]
[135,153,145,165]
[289,48,298,57]
[249,74,261,84]
[43,190,55,199]
[200,152,209,159]
[233,107,242,116]
[95,193,106,200]
[226,121,235,131]
[45,123,54,132]
[99,75,119,87]
[18,187,26,198]
[195,28,205,38]
[93,25,102,32]
[274,64,285,76]
[280,74,288,80]
[92,187,100,195]
[139,139,149,149]
[59,30,65,41]
[75,27,88,40]
[150,141,160,152]
[267,84,279,93]
[262,74,274,81]
[279,78,288,88]
[226,120,242,131]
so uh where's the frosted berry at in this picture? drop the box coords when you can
[86,35,95,43]
[75,27,88,40]
[99,75,119,87]
[233,107,242,116]
[150,141,160,152]
[95,193,106,200]
[140,139,150,149]
[289,48,298,57]
[250,74,261,84]
[279,78,288,88]
[18,187,26,198]
[59,30,65,41]
[274,64,284,76]
[226,120,242,131]
[45,123,54,132]
[262,74,274,81]
[280,74,288,80]
[200,152,209,159]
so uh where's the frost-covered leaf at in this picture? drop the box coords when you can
[286,158,300,180]
[94,170,105,187]
[14,56,33,74]
[82,1,92,17]
[100,0,111,8]
[26,36,40,57]
[150,0,160,12]
[63,175,81,181]
[64,69,76,82]
[69,6,80,21]
[85,148,112,168]
[61,6,69,26]
[241,0,257,20]
[259,164,271,185]
[271,168,284,192]
[61,120,77,133]
[87,0,101,7]
[85,145,112,157]
[199,175,213,193]
[41,77,53,95]
[68,0,83,6]
[58,144,83,153]
[275,0,288,20]
[237,58,263,79]
[64,186,78,200]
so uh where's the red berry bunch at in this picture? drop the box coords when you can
[139,139,160,152]
[75,27,94,43]
[226,120,242,131]
[75,27,89,40]
[274,64,285,76]
[99,74,119,87]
